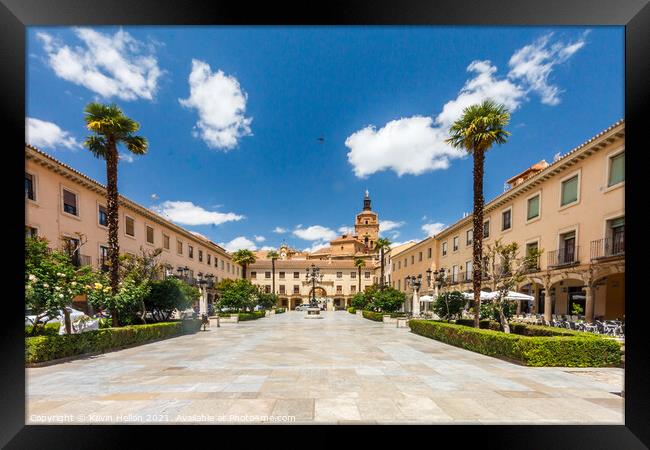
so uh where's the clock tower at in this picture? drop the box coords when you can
[355,190,379,250]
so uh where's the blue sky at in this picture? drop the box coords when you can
[26,26,624,253]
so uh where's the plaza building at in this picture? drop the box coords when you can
[248,192,382,310]
[390,120,625,323]
[25,144,241,313]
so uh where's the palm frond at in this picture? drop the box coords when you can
[83,135,109,159]
[122,135,148,155]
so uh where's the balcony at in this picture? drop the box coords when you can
[547,246,580,268]
[71,253,92,268]
[590,237,624,261]
[522,255,541,274]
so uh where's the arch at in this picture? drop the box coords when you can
[308,286,327,298]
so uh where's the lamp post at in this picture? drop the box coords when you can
[304,264,324,318]
[406,274,423,317]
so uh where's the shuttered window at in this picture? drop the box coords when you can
[608,152,624,186]
[561,175,579,206]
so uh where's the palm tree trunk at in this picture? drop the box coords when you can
[106,143,120,327]
[358,267,361,292]
[380,248,385,289]
[472,148,485,328]
[271,259,275,294]
[242,264,247,280]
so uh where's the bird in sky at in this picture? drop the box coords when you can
[317,136,324,143]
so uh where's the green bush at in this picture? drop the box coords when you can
[454,318,497,329]
[25,322,183,364]
[362,310,384,322]
[274,307,286,314]
[145,278,193,322]
[389,312,407,318]
[25,322,60,337]
[454,319,599,337]
[347,307,356,314]
[238,311,266,321]
[432,291,466,321]
[409,320,620,367]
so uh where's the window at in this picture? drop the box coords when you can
[265,271,271,279]
[351,285,356,293]
[466,229,473,245]
[163,234,170,250]
[398,261,401,270]
[365,271,370,279]
[293,272,299,279]
[62,189,78,216]
[279,271,285,279]
[465,261,473,280]
[293,285,300,294]
[608,151,625,187]
[125,216,135,237]
[428,248,432,259]
[411,255,415,264]
[453,236,459,251]
[264,285,271,293]
[25,173,35,200]
[559,231,577,265]
[207,254,211,265]
[188,245,194,259]
[336,285,342,293]
[220,260,224,270]
[418,251,422,262]
[527,194,540,220]
[502,209,511,231]
[279,285,285,294]
[198,250,203,262]
[484,220,490,239]
[146,225,154,244]
[98,205,108,227]
[226,262,230,272]
[398,279,401,290]
[337,272,342,278]
[442,242,448,256]
[404,258,407,267]
[561,175,579,206]
[251,272,257,279]
[26,226,38,238]
[99,245,109,271]
[525,242,539,270]
[214,257,218,267]
[608,217,625,255]
[350,271,356,278]
[452,265,459,283]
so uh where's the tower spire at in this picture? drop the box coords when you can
[363,190,371,211]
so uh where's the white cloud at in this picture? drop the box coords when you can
[119,153,134,163]
[151,201,244,226]
[37,28,161,101]
[345,33,586,178]
[390,240,417,249]
[179,59,252,150]
[293,225,337,241]
[273,227,288,233]
[150,193,159,201]
[422,222,446,236]
[303,241,330,253]
[254,235,266,242]
[26,117,81,150]
[338,226,354,235]
[260,246,275,251]
[508,32,587,105]
[379,220,405,232]
[220,236,256,252]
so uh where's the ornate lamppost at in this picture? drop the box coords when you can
[304,264,324,319]
[406,274,423,317]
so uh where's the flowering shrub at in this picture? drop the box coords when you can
[86,273,151,326]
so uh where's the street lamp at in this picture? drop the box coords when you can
[406,274,423,317]
[305,264,323,308]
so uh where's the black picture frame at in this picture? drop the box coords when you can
[2,0,648,447]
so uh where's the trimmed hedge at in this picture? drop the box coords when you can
[389,312,407,318]
[348,307,356,314]
[238,311,266,321]
[409,320,620,367]
[25,322,60,337]
[455,319,598,337]
[362,310,384,322]
[274,307,286,314]
[25,322,184,364]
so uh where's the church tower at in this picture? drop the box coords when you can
[355,190,379,250]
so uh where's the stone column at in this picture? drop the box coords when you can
[543,283,553,324]
[584,285,595,323]
[199,287,208,316]
[412,289,420,317]
[516,300,522,315]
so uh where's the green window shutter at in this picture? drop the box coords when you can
[561,175,579,206]
[608,152,625,186]
[527,195,540,220]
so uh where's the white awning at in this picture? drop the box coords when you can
[419,295,434,302]
[462,291,534,301]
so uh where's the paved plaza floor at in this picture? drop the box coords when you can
[26,311,624,424]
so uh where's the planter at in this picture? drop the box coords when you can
[210,315,239,324]
[356,310,363,317]
[383,315,397,324]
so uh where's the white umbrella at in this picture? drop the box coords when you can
[462,291,533,301]
[419,295,434,302]
[462,291,496,301]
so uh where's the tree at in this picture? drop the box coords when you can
[215,278,258,312]
[86,271,151,326]
[375,238,392,289]
[83,102,148,327]
[118,247,164,323]
[432,291,465,321]
[266,250,279,294]
[232,249,256,280]
[25,236,93,334]
[354,257,366,292]
[351,291,370,310]
[371,286,405,313]
[256,289,278,310]
[483,238,543,333]
[145,278,194,322]
[446,99,511,328]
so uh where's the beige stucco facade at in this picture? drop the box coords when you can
[25,145,240,311]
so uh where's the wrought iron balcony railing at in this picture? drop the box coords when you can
[547,246,580,268]
[590,237,624,260]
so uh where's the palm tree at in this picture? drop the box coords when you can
[232,249,256,280]
[83,103,148,327]
[354,257,366,292]
[266,250,279,295]
[375,237,392,289]
[446,99,510,328]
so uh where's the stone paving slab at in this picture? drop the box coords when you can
[26,311,624,424]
